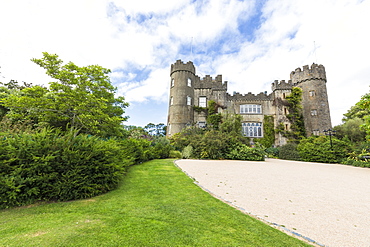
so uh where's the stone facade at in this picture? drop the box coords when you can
[167,60,332,146]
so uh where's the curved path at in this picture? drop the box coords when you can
[175,159,370,247]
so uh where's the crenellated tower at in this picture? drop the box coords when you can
[290,63,332,135]
[167,60,196,136]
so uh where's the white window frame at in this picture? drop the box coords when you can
[199,96,207,107]
[187,96,192,106]
[198,121,206,128]
[240,104,262,114]
[309,90,316,97]
[187,78,192,87]
[311,109,317,116]
[242,122,263,137]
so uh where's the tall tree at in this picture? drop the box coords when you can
[1,52,129,137]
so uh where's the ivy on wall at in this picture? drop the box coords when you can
[284,87,306,141]
[255,115,275,147]
[206,100,223,130]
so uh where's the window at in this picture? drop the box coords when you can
[187,78,192,87]
[198,121,206,128]
[187,96,192,106]
[240,104,262,114]
[199,96,207,107]
[283,93,286,99]
[170,96,173,105]
[171,78,174,87]
[284,107,288,115]
[311,109,317,116]
[242,122,263,137]
[312,130,320,136]
[309,90,316,97]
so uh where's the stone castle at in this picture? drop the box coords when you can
[166,60,332,146]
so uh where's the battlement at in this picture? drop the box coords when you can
[271,80,293,91]
[290,63,326,84]
[195,74,227,90]
[228,91,272,101]
[170,60,196,76]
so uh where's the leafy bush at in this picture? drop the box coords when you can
[278,143,301,160]
[227,144,265,161]
[0,128,128,209]
[342,149,370,167]
[169,150,182,159]
[297,136,351,163]
[265,147,279,158]
[182,145,193,159]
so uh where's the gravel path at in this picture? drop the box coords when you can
[175,159,370,247]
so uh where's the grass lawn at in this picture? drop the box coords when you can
[0,159,310,246]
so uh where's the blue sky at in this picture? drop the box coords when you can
[1,0,369,127]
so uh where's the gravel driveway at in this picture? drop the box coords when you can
[175,159,370,247]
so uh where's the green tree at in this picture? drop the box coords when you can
[1,52,129,137]
[334,117,366,143]
[356,92,370,140]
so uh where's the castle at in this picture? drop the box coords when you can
[166,60,332,146]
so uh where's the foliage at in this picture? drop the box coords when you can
[227,144,266,161]
[284,87,306,141]
[0,52,129,137]
[356,92,370,141]
[0,128,128,209]
[219,112,242,135]
[334,117,366,143]
[206,100,222,130]
[278,143,301,161]
[144,123,166,136]
[297,136,351,163]
[343,148,370,168]
[342,102,370,122]
[265,147,279,158]
[193,105,206,113]
[0,160,310,247]
[255,115,275,148]
[182,145,193,159]
[169,150,182,159]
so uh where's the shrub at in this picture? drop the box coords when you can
[169,150,182,159]
[278,143,300,160]
[182,145,193,159]
[265,147,279,158]
[297,136,351,163]
[0,128,128,209]
[227,144,265,161]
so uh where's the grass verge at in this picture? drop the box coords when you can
[0,159,310,246]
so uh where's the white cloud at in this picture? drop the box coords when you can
[0,0,369,126]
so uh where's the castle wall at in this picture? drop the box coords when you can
[167,60,332,145]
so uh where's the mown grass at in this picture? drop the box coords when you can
[0,159,310,246]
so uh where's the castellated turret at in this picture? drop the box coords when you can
[290,63,332,135]
[167,60,196,136]
[167,60,332,145]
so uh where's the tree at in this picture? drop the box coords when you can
[355,92,370,141]
[1,52,129,137]
[334,117,366,143]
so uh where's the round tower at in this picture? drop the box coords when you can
[290,64,332,136]
[167,60,196,136]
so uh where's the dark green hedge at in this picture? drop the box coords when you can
[0,128,128,209]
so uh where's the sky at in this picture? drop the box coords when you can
[0,0,369,127]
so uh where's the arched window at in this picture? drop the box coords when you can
[242,122,263,137]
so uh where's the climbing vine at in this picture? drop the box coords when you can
[206,100,222,130]
[255,115,275,147]
[284,87,306,141]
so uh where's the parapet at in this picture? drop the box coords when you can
[170,60,196,76]
[195,74,227,90]
[228,91,272,101]
[290,63,326,84]
[271,80,293,91]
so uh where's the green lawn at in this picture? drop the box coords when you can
[0,159,310,246]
